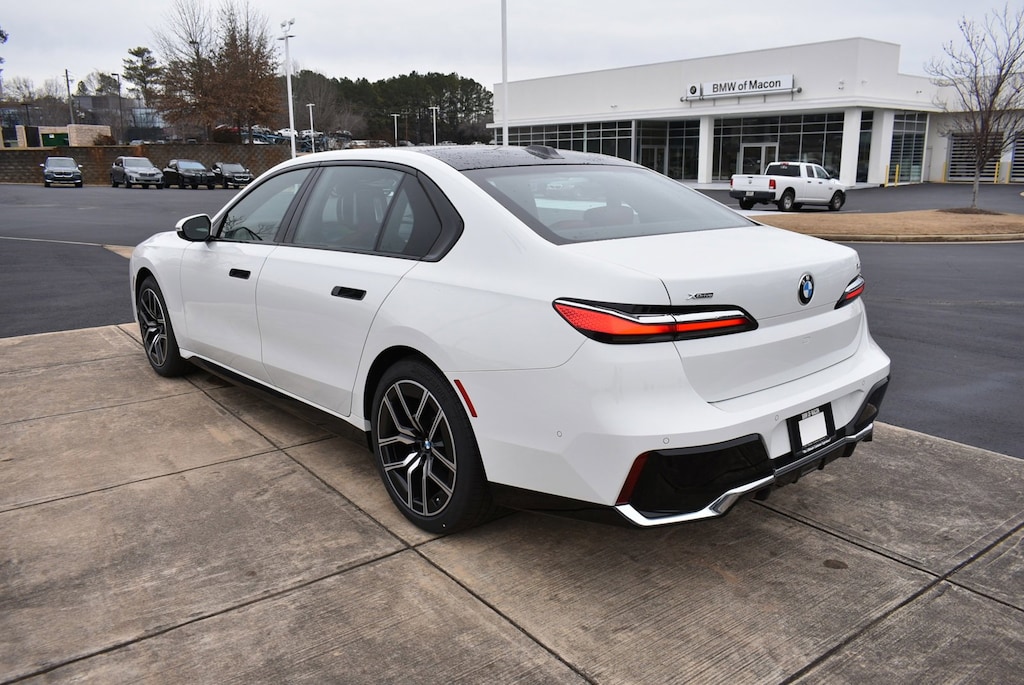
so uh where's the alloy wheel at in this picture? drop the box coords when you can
[376,379,457,518]
[138,287,169,368]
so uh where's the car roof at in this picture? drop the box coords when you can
[412,144,635,171]
[274,145,637,174]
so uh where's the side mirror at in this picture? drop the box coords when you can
[176,214,212,242]
[39,163,45,168]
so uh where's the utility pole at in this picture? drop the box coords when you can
[65,69,75,125]
[278,19,297,158]
[111,73,124,144]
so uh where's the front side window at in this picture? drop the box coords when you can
[465,164,750,244]
[217,168,312,243]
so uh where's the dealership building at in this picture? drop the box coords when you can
[491,37,1024,186]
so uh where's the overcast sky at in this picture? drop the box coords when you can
[0,0,986,94]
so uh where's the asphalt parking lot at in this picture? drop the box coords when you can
[2,181,1023,682]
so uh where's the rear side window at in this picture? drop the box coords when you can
[291,165,443,258]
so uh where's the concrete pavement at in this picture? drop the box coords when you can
[2,325,1022,683]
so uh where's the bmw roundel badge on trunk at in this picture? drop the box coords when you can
[798,273,814,305]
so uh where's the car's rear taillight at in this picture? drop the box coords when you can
[769,178,776,190]
[835,275,866,309]
[554,299,758,344]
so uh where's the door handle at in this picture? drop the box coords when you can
[229,268,251,279]
[331,286,366,300]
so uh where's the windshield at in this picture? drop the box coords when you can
[47,158,77,168]
[125,158,154,168]
[219,163,245,172]
[178,160,206,170]
[464,165,752,244]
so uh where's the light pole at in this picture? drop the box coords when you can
[391,113,399,147]
[111,73,124,144]
[306,103,315,153]
[429,105,439,145]
[500,0,508,145]
[278,19,297,158]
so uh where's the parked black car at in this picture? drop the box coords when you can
[163,159,216,189]
[110,156,163,189]
[41,157,83,187]
[210,161,253,188]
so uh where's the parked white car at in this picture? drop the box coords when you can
[130,146,890,533]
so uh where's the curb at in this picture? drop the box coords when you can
[810,233,1024,243]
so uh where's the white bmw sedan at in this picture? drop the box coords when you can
[131,145,890,533]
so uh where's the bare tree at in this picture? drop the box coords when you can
[926,3,1024,207]
[153,0,218,138]
[215,1,280,142]
[152,0,278,141]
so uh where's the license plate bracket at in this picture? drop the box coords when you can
[787,404,837,456]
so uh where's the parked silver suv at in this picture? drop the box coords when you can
[110,156,163,189]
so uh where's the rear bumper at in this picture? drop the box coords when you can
[614,376,887,526]
[729,189,775,202]
[491,377,889,527]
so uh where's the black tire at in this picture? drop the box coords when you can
[44,181,51,188]
[371,359,495,534]
[828,192,845,211]
[776,190,795,212]
[136,276,191,377]
[223,180,230,189]
[125,180,132,189]
[738,199,755,210]
[179,181,185,189]
[75,181,83,188]
[111,177,118,187]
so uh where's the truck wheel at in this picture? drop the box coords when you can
[738,199,755,210]
[828,192,845,211]
[776,191,795,212]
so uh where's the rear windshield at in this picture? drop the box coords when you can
[765,163,800,177]
[463,165,750,244]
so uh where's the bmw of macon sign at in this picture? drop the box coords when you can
[684,74,795,100]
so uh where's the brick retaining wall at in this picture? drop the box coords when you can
[0,144,291,186]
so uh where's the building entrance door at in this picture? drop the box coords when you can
[640,145,666,174]
[739,144,777,174]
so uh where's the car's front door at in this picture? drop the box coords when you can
[178,167,312,381]
[256,164,442,416]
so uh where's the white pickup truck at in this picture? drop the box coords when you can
[729,161,846,212]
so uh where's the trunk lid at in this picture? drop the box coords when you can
[562,225,865,401]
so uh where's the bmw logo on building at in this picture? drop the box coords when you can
[798,273,814,305]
